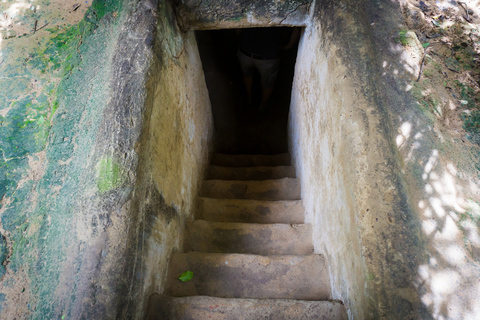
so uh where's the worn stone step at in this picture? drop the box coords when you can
[146,295,348,320]
[211,153,291,167]
[165,253,330,300]
[197,198,305,224]
[206,165,295,180]
[185,220,313,255]
[200,178,301,200]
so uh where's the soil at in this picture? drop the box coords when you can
[402,0,480,142]
[400,2,480,318]
[0,0,91,38]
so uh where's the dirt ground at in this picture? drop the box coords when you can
[0,0,90,38]
[402,0,480,141]
[399,2,480,318]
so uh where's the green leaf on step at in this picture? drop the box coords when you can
[178,271,194,282]
[422,42,430,48]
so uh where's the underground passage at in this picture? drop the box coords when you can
[1,0,480,319]
[144,26,348,318]
[195,28,299,155]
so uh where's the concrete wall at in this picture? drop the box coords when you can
[173,0,311,30]
[118,0,214,317]
[0,0,213,318]
[290,0,480,319]
[289,23,368,320]
[289,0,426,318]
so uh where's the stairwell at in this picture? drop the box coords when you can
[146,152,348,319]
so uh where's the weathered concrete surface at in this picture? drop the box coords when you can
[158,151,338,317]
[290,16,371,319]
[197,198,305,224]
[165,252,331,299]
[289,0,422,318]
[146,295,348,320]
[365,0,480,319]
[173,0,312,30]
[114,0,214,318]
[185,220,313,255]
[207,165,296,180]
[289,0,480,319]
[201,178,301,200]
[1,0,212,318]
[211,153,291,167]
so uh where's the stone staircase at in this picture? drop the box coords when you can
[146,153,347,319]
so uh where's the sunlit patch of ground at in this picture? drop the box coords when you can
[0,0,91,45]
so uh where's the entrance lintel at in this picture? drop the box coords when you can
[172,0,312,30]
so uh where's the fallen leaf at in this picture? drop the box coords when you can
[178,271,194,282]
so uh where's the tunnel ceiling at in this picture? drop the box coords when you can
[172,0,312,30]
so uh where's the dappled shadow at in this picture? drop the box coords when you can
[378,0,480,318]
[397,120,480,317]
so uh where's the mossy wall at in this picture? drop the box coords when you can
[0,0,162,318]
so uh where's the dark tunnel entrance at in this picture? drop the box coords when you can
[195,28,300,154]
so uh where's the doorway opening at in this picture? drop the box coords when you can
[195,27,301,154]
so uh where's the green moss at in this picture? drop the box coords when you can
[0,235,7,278]
[91,0,123,20]
[455,81,480,145]
[96,157,127,193]
[398,29,409,46]
[49,100,59,121]
[397,29,419,46]
[422,68,435,78]
[366,273,376,281]
[0,0,127,315]
[409,81,438,123]
[458,200,480,257]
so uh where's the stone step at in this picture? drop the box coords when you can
[211,153,291,167]
[146,295,348,320]
[165,253,330,300]
[200,178,301,200]
[206,165,296,180]
[185,220,313,255]
[197,198,305,224]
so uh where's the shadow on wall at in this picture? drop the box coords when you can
[380,0,480,318]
